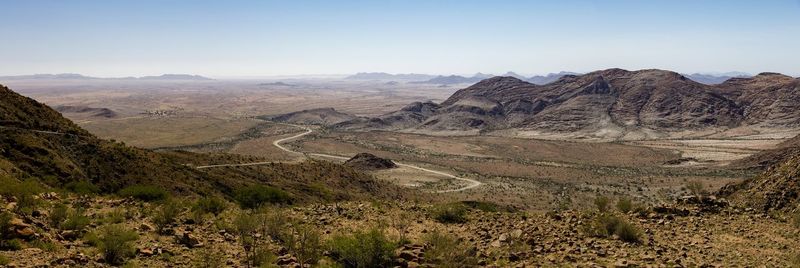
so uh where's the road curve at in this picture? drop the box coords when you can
[198,123,482,193]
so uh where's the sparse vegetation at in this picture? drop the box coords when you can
[194,196,227,216]
[792,211,800,229]
[584,214,641,243]
[63,181,100,195]
[235,185,293,209]
[328,227,396,268]
[60,206,90,231]
[118,185,169,202]
[98,224,139,265]
[594,196,610,213]
[0,176,44,214]
[282,223,323,267]
[152,199,183,234]
[431,203,468,224]
[616,197,633,213]
[423,229,479,267]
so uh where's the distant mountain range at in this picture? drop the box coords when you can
[345,72,437,81]
[277,68,800,140]
[348,71,757,86]
[0,73,213,81]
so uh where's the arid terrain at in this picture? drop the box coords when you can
[2,71,800,267]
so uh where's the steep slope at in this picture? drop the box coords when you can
[730,134,800,170]
[720,150,800,212]
[0,84,402,202]
[333,102,440,131]
[333,68,797,139]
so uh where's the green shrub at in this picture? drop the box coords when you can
[0,254,8,265]
[0,239,22,251]
[194,246,227,268]
[594,196,610,213]
[614,220,641,243]
[430,203,468,224]
[616,198,633,214]
[194,196,227,216]
[423,230,478,268]
[792,211,800,229]
[118,185,169,202]
[583,214,640,243]
[49,203,69,227]
[461,201,499,212]
[61,207,90,231]
[0,177,44,214]
[82,231,101,247]
[31,239,61,252]
[152,200,183,234]
[283,224,323,267]
[63,181,100,195]
[99,224,138,265]
[328,228,396,268]
[234,185,292,209]
[103,208,127,224]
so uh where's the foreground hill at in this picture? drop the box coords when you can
[0,84,401,202]
[334,69,800,139]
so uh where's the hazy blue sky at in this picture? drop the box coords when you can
[1,0,799,77]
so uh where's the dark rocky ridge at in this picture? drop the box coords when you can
[344,153,397,170]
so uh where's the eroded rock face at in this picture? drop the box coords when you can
[333,69,800,138]
[344,153,397,171]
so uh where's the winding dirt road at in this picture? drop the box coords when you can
[199,123,482,193]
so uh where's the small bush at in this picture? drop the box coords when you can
[61,207,90,231]
[118,185,169,202]
[99,224,139,265]
[431,203,468,224]
[194,196,227,216]
[0,254,8,265]
[461,200,501,212]
[616,198,633,214]
[792,212,800,229]
[82,231,101,247]
[152,200,183,234]
[423,230,478,268]
[103,208,127,224]
[63,181,100,195]
[49,203,69,227]
[235,185,292,209]
[584,214,640,243]
[594,196,610,213]
[194,246,227,268]
[31,239,62,252]
[614,220,641,243]
[0,239,22,251]
[283,224,323,267]
[0,177,44,214]
[328,228,396,268]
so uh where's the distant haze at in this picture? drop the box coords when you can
[1,1,799,77]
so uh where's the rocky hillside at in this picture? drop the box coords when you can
[334,69,799,139]
[721,144,800,212]
[265,108,357,126]
[0,84,402,202]
[344,153,397,171]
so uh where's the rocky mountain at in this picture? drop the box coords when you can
[731,134,800,170]
[412,75,484,85]
[265,108,358,126]
[345,72,436,81]
[684,73,751,85]
[0,84,399,202]
[0,73,213,81]
[53,105,118,118]
[332,69,800,139]
[0,73,97,80]
[527,71,581,85]
[344,153,397,170]
[333,101,440,130]
[137,74,213,81]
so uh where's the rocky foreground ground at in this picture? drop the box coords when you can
[1,191,799,268]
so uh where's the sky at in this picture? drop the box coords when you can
[1,0,799,77]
